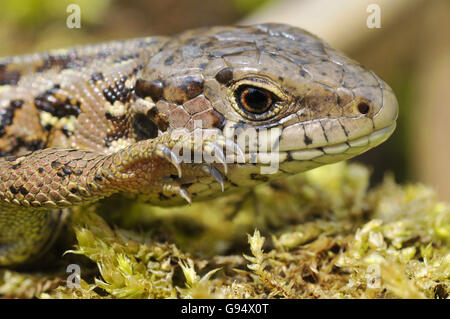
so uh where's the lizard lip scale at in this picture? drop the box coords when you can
[282,123,396,162]
[0,23,399,266]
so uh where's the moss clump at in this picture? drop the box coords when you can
[0,162,448,299]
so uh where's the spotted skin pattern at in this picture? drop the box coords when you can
[0,24,398,266]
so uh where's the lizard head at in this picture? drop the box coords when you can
[135,23,398,202]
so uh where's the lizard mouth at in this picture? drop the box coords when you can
[223,122,396,179]
[278,122,397,165]
[233,122,396,165]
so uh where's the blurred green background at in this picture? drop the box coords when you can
[0,0,448,200]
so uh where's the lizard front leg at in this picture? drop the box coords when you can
[0,131,239,266]
[0,147,109,266]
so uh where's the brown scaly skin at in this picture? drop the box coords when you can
[0,24,398,267]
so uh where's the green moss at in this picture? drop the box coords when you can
[0,162,448,299]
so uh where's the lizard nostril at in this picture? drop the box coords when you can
[357,102,370,115]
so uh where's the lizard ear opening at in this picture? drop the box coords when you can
[357,102,370,115]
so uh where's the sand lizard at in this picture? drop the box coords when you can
[0,24,398,267]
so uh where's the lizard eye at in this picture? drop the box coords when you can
[234,85,281,117]
[229,77,287,121]
[235,85,276,114]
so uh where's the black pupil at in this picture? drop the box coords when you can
[237,86,271,113]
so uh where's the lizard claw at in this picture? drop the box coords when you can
[202,165,225,192]
[178,187,192,205]
[155,144,182,178]
[162,182,192,205]
[203,141,228,175]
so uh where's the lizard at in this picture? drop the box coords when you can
[0,23,398,267]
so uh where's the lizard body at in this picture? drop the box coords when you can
[0,24,398,266]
